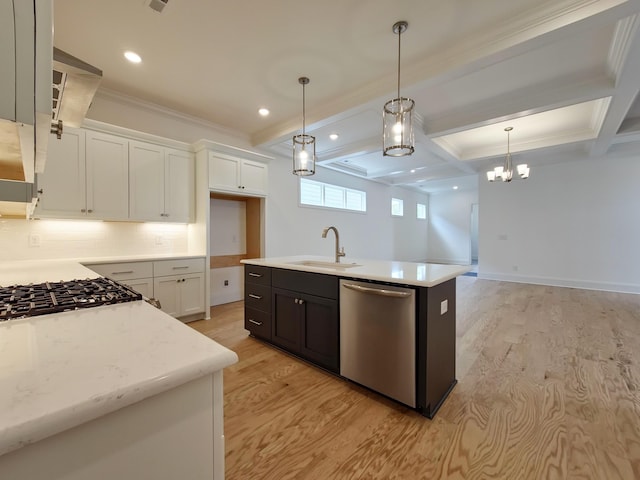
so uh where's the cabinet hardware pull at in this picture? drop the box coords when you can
[248,319,263,326]
[299,299,305,305]
[249,294,262,300]
[248,272,262,277]
[88,209,93,213]
[112,270,134,275]
[342,283,413,298]
[80,209,86,213]
[172,266,189,270]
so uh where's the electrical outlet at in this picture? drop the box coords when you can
[155,236,163,245]
[29,234,41,247]
[440,299,448,315]
[224,280,229,286]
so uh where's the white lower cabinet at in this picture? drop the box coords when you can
[84,257,205,320]
[123,278,154,298]
[153,258,205,320]
[154,273,205,318]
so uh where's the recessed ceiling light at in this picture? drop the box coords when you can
[453,185,459,190]
[329,133,339,140]
[410,169,416,173]
[258,108,270,117]
[124,51,142,63]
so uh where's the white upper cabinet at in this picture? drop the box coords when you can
[165,149,194,223]
[37,128,86,218]
[85,130,129,220]
[37,128,128,220]
[208,152,267,196]
[37,126,193,223]
[129,140,194,222]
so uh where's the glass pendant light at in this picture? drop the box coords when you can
[383,21,415,157]
[293,77,316,176]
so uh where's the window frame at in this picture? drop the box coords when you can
[299,178,367,214]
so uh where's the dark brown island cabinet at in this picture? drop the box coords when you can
[243,264,457,418]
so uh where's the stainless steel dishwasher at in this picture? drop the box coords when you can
[339,279,416,407]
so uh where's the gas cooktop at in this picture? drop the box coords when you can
[0,277,142,322]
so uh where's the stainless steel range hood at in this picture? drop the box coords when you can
[51,47,103,133]
[0,45,102,218]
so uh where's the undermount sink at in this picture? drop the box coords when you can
[288,260,361,270]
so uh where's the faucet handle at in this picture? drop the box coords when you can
[338,247,346,257]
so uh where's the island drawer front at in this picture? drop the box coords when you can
[154,258,205,277]
[245,283,271,312]
[245,307,271,339]
[85,261,153,281]
[272,268,338,299]
[244,265,272,285]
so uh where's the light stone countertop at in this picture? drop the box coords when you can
[241,255,470,288]
[0,260,237,457]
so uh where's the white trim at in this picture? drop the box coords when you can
[479,272,640,295]
[83,119,193,151]
[93,88,245,141]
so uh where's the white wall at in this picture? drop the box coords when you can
[265,158,429,262]
[0,219,189,261]
[479,152,640,293]
[427,188,479,265]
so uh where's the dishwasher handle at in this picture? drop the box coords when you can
[342,283,412,298]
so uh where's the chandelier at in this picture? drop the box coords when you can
[487,127,530,182]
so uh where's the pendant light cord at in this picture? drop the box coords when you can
[397,26,402,101]
[302,82,306,135]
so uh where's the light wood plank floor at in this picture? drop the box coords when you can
[189,277,640,479]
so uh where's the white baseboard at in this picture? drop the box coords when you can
[425,257,470,265]
[479,272,640,295]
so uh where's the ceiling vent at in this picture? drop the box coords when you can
[147,0,168,13]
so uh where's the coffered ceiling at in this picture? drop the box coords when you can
[53,0,640,193]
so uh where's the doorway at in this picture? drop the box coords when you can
[469,203,479,275]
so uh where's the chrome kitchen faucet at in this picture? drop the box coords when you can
[321,226,346,263]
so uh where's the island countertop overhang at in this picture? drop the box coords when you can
[241,255,470,288]
[0,260,238,457]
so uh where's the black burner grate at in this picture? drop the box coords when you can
[0,277,142,321]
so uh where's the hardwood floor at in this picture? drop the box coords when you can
[189,277,640,479]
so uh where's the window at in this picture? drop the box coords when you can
[391,198,404,216]
[300,178,366,212]
[417,203,427,219]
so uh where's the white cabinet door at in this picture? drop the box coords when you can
[154,276,181,317]
[208,152,267,196]
[180,273,205,316]
[165,149,194,223]
[208,154,240,193]
[36,128,86,218]
[240,160,267,195]
[85,131,129,220]
[154,273,205,318]
[123,278,154,299]
[129,141,165,221]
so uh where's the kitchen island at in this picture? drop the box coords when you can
[0,260,238,480]
[241,255,469,418]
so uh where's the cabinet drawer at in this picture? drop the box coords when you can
[245,307,271,340]
[272,268,338,299]
[244,265,271,285]
[244,283,271,312]
[154,258,205,277]
[85,261,153,281]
